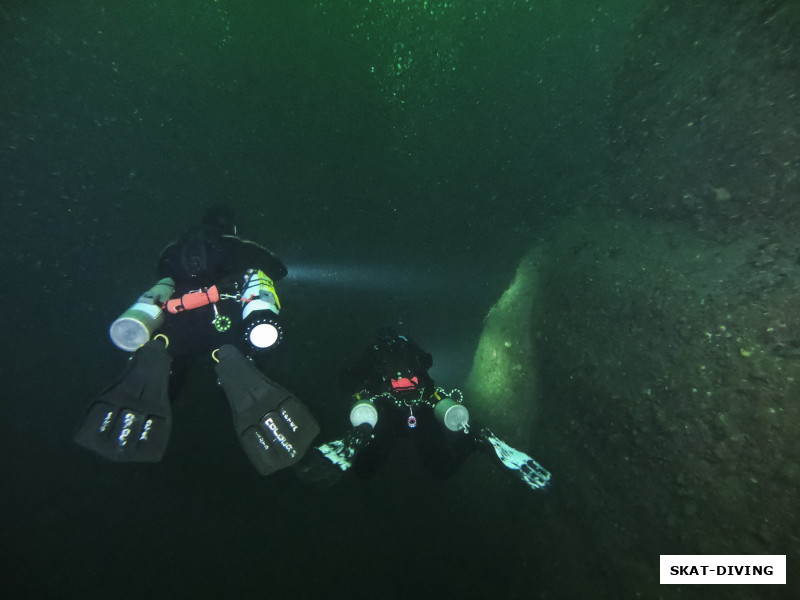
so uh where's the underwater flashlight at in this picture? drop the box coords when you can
[244,315,283,350]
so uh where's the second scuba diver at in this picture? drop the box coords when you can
[74,205,319,475]
[296,329,551,491]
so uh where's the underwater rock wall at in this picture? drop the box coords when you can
[519,4,800,596]
[531,210,800,599]
[608,0,800,236]
[460,6,800,596]
[459,205,800,599]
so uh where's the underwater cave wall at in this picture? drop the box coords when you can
[525,4,800,596]
[532,212,800,599]
[608,0,800,236]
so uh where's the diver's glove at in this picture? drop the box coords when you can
[296,398,378,486]
[479,428,551,491]
[317,423,374,472]
[313,396,378,471]
[294,445,344,487]
[295,423,374,487]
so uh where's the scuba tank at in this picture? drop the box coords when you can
[349,398,379,429]
[109,278,175,352]
[434,397,470,432]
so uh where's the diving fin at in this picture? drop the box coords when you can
[214,344,320,476]
[74,339,173,462]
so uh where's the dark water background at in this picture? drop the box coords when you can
[1,1,796,598]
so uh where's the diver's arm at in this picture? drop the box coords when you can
[224,236,288,281]
[295,391,380,485]
[431,387,551,491]
[474,427,551,491]
[293,423,375,487]
[316,423,375,471]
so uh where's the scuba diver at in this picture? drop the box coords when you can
[296,329,550,491]
[74,205,319,475]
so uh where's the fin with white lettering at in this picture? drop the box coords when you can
[214,345,320,476]
[74,339,173,462]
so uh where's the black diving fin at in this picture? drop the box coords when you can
[214,344,320,476]
[74,339,172,462]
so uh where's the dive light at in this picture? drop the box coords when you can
[241,269,282,350]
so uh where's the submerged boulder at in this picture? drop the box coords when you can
[465,248,543,448]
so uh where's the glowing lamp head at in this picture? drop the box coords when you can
[245,317,282,350]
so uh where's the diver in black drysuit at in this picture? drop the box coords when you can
[155,206,287,354]
[74,205,319,475]
[152,205,288,397]
[295,329,551,491]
